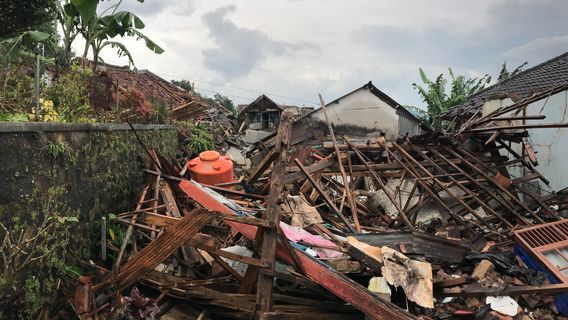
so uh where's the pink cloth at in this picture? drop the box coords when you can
[279,222,342,258]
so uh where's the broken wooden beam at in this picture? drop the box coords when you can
[256,110,294,314]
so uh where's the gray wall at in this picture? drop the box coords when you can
[0,122,179,255]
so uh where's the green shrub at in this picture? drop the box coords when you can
[188,123,214,153]
[45,63,93,123]
[0,67,34,114]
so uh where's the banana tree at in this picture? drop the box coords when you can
[0,31,51,56]
[71,0,163,68]
[0,30,55,66]
[56,1,82,67]
[88,10,164,67]
[412,67,490,126]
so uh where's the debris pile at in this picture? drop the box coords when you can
[62,95,568,319]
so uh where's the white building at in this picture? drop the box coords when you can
[304,81,427,141]
[441,52,568,193]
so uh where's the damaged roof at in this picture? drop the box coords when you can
[104,67,196,107]
[97,63,214,120]
[239,94,284,114]
[440,51,568,120]
[307,81,430,131]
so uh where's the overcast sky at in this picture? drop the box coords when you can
[87,0,568,109]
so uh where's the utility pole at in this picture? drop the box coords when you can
[34,44,41,121]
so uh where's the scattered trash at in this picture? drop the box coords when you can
[486,296,519,317]
[55,94,568,319]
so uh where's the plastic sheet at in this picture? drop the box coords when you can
[466,251,546,285]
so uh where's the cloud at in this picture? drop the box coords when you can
[350,0,568,106]
[99,0,194,18]
[91,0,568,111]
[201,5,317,79]
[502,36,568,66]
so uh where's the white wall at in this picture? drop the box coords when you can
[525,90,568,192]
[495,90,568,193]
[310,88,400,139]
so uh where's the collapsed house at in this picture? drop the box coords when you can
[440,52,568,192]
[59,54,568,320]
[95,63,233,125]
[249,82,428,151]
[305,81,427,140]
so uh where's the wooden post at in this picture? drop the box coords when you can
[295,159,356,233]
[318,94,361,233]
[255,111,294,316]
[346,138,414,231]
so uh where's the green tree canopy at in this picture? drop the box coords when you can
[213,93,236,115]
[0,0,56,40]
[412,68,490,126]
[498,61,528,82]
[171,79,194,92]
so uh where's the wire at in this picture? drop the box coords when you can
[153,71,319,106]
[194,87,258,103]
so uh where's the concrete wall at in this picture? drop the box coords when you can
[309,88,417,140]
[0,122,179,256]
[493,90,568,194]
[398,111,424,137]
[525,90,568,192]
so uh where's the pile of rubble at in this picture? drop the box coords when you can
[62,93,568,320]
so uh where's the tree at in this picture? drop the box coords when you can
[0,0,56,40]
[171,79,194,92]
[412,68,490,126]
[170,80,237,115]
[213,93,236,115]
[498,61,528,82]
[2,0,164,69]
[65,0,164,68]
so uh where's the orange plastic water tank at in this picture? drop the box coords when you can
[188,150,234,186]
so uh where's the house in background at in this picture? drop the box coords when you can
[252,81,428,154]
[440,51,568,193]
[238,95,283,131]
[238,95,315,143]
[305,81,427,140]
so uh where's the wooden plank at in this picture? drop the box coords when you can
[427,146,532,226]
[294,159,356,233]
[318,94,361,233]
[113,209,215,290]
[284,155,338,185]
[256,110,294,313]
[177,181,416,320]
[210,252,245,282]
[347,138,414,231]
[114,184,150,270]
[512,172,541,185]
[160,181,182,218]
[439,283,568,297]
[247,149,278,185]
[433,277,467,288]
[465,122,568,132]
